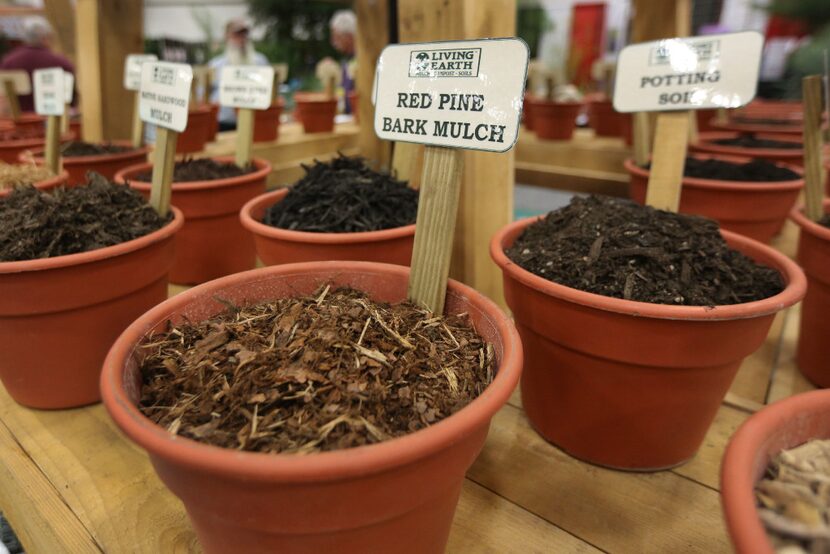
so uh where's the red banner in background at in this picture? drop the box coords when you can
[568,2,606,86]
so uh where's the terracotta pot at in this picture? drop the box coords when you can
[240,189,416,267]
[0,208,182,409]
[69,116,82,139]
[523,93,535,131]
[0,169,69,198]
[206,103,219,142]
[710,117,802,136]
[116,157,270,285]
[176,104,212,154]
[587,98,629,139]
[490,220,806,470]
[3,112,45,134]
[625,155,804,243]
[294,93,337,133]
[696,109,719,132]
[790,200,830,387]
[347,91,359,123]
[101,260,522,554]
[0,131,74,164]
[252,101,283,143]
[529,99,582,140]
[25,140,150,186]
[690,131,803,165]
[721,389,830,554]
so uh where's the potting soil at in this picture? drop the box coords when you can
[755,439,830,552]
[643,157,800,182]
[0,127,45,141]
[262,155,418,233]
[0,162,52,189]
[506,195,784,306]
[711,136,802,149]
[132,158,255,183]
[820,215,830,228]
[730,117,799,126]
[0,173,170,262]
[61,141,133,156]
[138,286,494,453]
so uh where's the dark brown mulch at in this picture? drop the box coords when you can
[506,195,785,306]
[643,157,800,182]
[132,158,255,183]
[0,127,45,141]
[61,141,133,157]
[138,286,494,454]
[711,136,802,149]
[0,173,170,262]
[730,117,800,126]
[820,215,830,228]
[262,155,418,233]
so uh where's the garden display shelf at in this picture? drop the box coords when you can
[0,221,813,553]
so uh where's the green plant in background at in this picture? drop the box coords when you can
[517,0,553,59]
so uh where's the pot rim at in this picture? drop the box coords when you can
[0,131,74,149]
[0,205,184,274]
[490,216,806,321]
[693,132,803,157]
[100,260,522,481]
[294,92,338,104]
[790,199,830,241]
[721,389,830,554]
[711,119,801,134]
[115,156,272,192]
[27,140,151,165]
[240,188,417,245]
[0,169,69,197]
[623,156,804,192]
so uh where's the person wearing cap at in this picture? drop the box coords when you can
[0,16,75,113]
[208,18,269,131]
[328,9,357,114]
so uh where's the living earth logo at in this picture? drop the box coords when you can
[408,47,482,78]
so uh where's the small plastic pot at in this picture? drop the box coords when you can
[240,189,416,266]
[0,169,69,198]
[0,208,183,408]
[101,261,522,554]
[721,389,830,554]
[690,131,803,165]
[176,104,212,154]
[116,157,271,285]
[491,219,806,470]
[24,140,150,185]
[529,99,582,140]
[294,93,337,133]
[625,155,804,243]
[790,199,830,387]
[252,100,284,143]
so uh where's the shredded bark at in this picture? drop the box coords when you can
[643,157,800,182]
[61,141,133,156]
[711,136,802,149]
[132,158,255,183]
[0,162,53,190]
[138,286,494,454]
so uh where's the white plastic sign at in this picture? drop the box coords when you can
[33,68,65,116]
[63,71,74,104]
[218,65,274,110]
[0,70,31,95]
[374,38,529,152]
[139,61,193,132]
[124,54,158,91]
[613,31,763,113]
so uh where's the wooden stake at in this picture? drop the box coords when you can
[408,146,464,314]
[802,75,825,222]
[149,127,178,217]
[44,115,61,175]
[3,79,20,120]
[645,111,689,212]
[235,108,254,168]
[687,110,698,144]
[131,92,143,148]
[61,106,69,134]
[633,112,651,166]
[715,108,728,124]
[325,75,336,98]
[545,76,556,102]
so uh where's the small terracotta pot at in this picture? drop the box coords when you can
[116,157,271,285]
[491,219,806,470]
[240,189,416,266]
[252,101,283,143]
[587,98,629,139]
[176,104,212,154]
[3,112,45,134]
[206,103,219,142]
[101,261,522,554]
[348,91,359,123]
[721,389,830,554]
[0,208,182,409]
[0,169,69,198]
[523,93,535,131]
[625,155,804,243]
[0,131,74,164]
[710,117,802,136]
[529,99,582,140]
[690,131,803,165]
[294,93,337,133]
[790,200,830,387]
[24,140,150,186]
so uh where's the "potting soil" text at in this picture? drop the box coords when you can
[638,70,721,106]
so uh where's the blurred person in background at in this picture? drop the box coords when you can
[329,9,357,114]
[209,17,269,131]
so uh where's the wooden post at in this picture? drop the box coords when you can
[149,127,178,217]
[802,75,825,222]
[44,115,62,175]
[355,0,392,168]
[3,80,20,119]
[633,112,651,166]
[645,111,689,212]
[408,147,465,313]
[235,109,254,168]
[131,93,143,148]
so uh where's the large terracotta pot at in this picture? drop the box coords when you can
[0,131,73,164]
[294,93,337,134]
[101,261,522,554]
[696,108,719,132]
[491,220,806,470]
[176,104,212,154]
[790,200,830,387]
[252,100,284,143]
[710,117,802,136]
[625,155,804,243]
[116,157,271,285]
[530,99,582,140]
[0,208,182,408]
[0,169,69,198]
[240,189,416,266]
[2,112,45,134]
[721,389,830,554]
[690,131,803,165]
[25,140,150,185]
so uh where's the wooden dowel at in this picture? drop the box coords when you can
[633,112,651,166]
[325,76,336,98]
[802,75,825,222]
[61,106,69,134]
[645,111,689,212]
[149,127,178,217]
[131,92,143,148]
[407,146,464,314]
[545,76,555,102]
[687,110,698,145]
[3,80,20,119]
[235,108,254,168]
[44,115,61,175]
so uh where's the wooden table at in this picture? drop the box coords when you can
[0,221,812,553]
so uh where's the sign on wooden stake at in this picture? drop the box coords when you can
[124,54,158,148]
[375,38,528,313]
[33,68,65,175]
[61,71,74,134]
[614,32,763,212]
[802,75,826,222]
[218,65,274,168]
[0,70,30,120]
